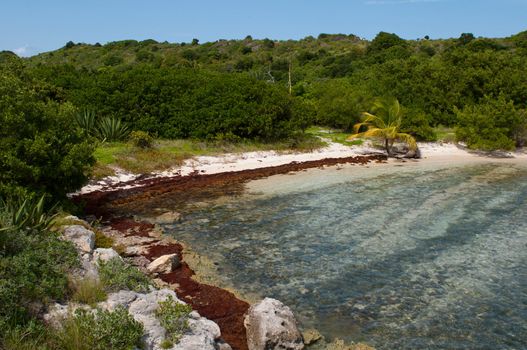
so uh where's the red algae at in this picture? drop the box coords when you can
[161,265,250,350]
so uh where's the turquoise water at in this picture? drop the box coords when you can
[165,163,527,349]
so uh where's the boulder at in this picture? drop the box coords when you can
[244,298,304,350]
[147,254,180,275]
[153,211,182,224]
[62,225,95,253]
[93,248,121,263]
[405,147,422,159]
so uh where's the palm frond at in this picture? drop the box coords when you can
[396,132,417,150]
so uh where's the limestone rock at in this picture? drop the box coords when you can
[174,317,221,350]
[43,302,90,328]
[102,290,139,311]
[153,211,182,224]
[244,298,304,350]
[147,254,180,275]
[93,248,121,263]
[62,225,95,253]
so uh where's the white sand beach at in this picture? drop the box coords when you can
[78,141,527,195]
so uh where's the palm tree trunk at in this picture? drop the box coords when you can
[384,138,391,156]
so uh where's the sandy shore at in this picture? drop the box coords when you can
[79,141,527,194]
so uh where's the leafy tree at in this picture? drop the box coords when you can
[348,98,417,155]
[458,33,475,45]
[310,79,369,130]
[368,32,407,52]
[455,94,526,150]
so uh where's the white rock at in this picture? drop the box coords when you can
[93,248,121,263]
[62,225,95,253]
[174,317,221,350]
[43,302,90,329]
[147,254,180,274]
[244,298,304,350]
[102,290,139,311]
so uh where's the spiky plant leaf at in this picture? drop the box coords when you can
[97,117,130,142]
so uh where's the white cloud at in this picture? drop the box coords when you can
[365,0,443,4]
[13,45,31,57]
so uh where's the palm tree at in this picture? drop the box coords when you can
[347,98,417,156]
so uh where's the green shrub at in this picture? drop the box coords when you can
[155,296,192,344]
[53,307,144,350]
[0,66,95,202]
[0,229,78,329]
[94,230,114,248]
[98,257,150,293]
[455,95,525,150]
[70,278,107,306]
[129,131,154,149]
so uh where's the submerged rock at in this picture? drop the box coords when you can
[303,329,323,345]
[244,297,304,350]
[153,211,182,224]
[62,225,95,253]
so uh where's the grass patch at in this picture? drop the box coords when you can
[434,126,456,143]
[92,135,325,179]
[70,278,107,306]
[1,324,48,350]
[98,257,150,293]
[306,126,364,146]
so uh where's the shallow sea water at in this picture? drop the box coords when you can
[165,161,527,349]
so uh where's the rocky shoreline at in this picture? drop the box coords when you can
[73,155,386,349]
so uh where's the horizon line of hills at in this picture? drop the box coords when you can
[2,29,526,60]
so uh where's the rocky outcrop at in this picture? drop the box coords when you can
[62,225,95,253]
[244,298,304,350]
[50,218,231,350]
[147,253,180,275]
[100,289,226,350]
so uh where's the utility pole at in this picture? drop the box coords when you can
[288,59,292,95]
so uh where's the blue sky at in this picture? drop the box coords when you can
[2,0,526,57]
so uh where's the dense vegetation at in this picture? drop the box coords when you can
[13,29,527,149]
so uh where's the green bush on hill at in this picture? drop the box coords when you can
[0,60,95,202]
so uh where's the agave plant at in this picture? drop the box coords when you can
[0,195,57,233]
[348,98,417,156]
[96,116,130,142]
[75,109,98,136]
